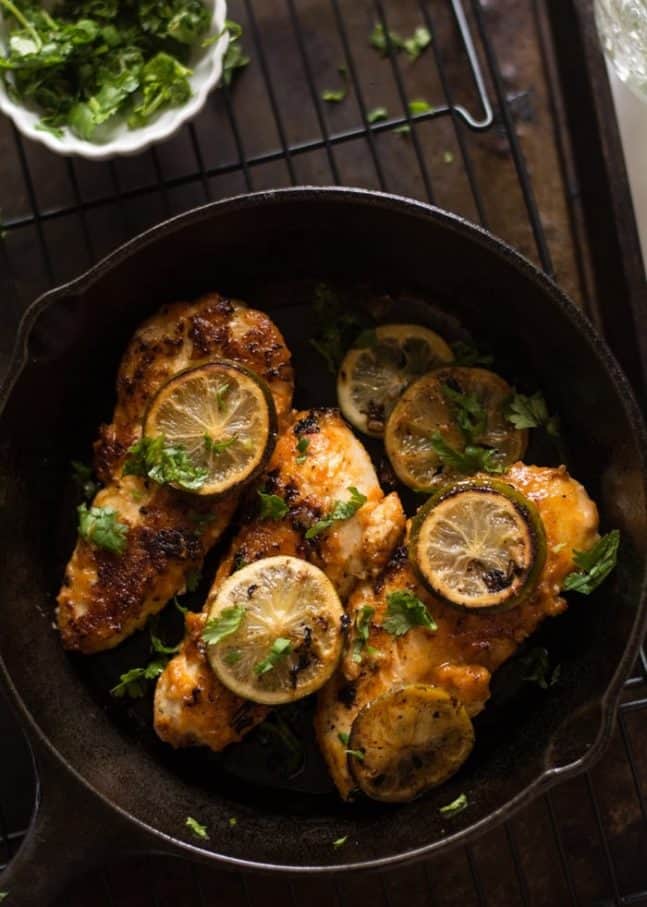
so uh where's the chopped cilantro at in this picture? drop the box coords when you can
[408,98,433,115]
[254,637,292,676]
[204,434,237,454]
[123,436,207,491]
[444,150,454,164]
[442,384,487,444]
[395,124,411,135]
[370,23,430,61]
[563,530,620,595]
[0,0,211,140]
[450,340,494,367]
[383,590,437,636]
[296,436,310,464]
[333,835,348,848]
[352,605,375,664]
[202,605,246,645]
[77,504,128,554]
[439,793,468,816]
[321,65,348,103]
[345,748,365,762]
[185,817,209,840]
[229,817,238,827]
[221,19,250,86]
[110,657,168,698]
[430,432,505,475]
[367,106,388,123]
[338,731,350,745]
[309,283,368,374]
[71,459,98,500]
[305,487,367,539]
[258,490,289,520]
[520,647,561,689]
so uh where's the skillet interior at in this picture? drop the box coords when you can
[0,189,645,870]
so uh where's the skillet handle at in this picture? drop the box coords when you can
[0,728,165,907]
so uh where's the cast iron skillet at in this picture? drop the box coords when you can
[1,188,646,906]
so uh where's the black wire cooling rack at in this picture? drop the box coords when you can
[1,0,647,904]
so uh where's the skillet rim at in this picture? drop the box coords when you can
[1,185,646,873]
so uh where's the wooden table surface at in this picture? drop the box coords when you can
[1,1,646,904]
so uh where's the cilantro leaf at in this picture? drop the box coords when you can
[333,836,348,848]
[202,605,246,645]
[408,98,433,115]
[338,731,350,745]
[309,283,368,374]
[71,459,98,500]
[403,26,431,60]
[321,65,348,103]
[442,384,487,444]
[123,436,208,491]
[505,391,560,437]
[383,590,437,637]
[127,52,191,129]
[520,647,561,690]
[221,19,250,86]
[439,793,468,816]
[563,530,620,595]
[77,504,128,554]
[185,816,209,840]
[254,637,292,676]
[296,436,310,464]
[370,22,430,60]
[352,605,374,664]
[450,340,494,367]
[345,748,365,762]
[367,106,388,123]
[138,0,209,45]
[258,490,289,520]
[150,633,181,657]
[110,656,167,698]
[204,434,236,454]
[305,487,367,539]
[430,432,505,475]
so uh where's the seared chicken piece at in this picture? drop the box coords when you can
[315,462,599,799]
[57,294,294,653]
[154,408,406,751]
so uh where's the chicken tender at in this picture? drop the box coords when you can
[154,408,406,751]
[315,462,600,799]
[57,293,294,653]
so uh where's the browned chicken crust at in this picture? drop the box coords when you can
[154,408,406,751]
[315,462,600,799]
[57,293,294,653]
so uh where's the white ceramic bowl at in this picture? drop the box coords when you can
[0,0,228,159]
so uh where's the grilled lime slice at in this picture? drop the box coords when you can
[337,324,454,437]
[385,366,527,491]
[348,684,475,803]
[205,556,344,705]
[409,479,546,611]
[143,360,277,496]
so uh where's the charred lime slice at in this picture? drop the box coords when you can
[144,360,277,496]
[337,324,454,437]
[205,556,344,705]
[409,479,546,611]
[348,684,475,803]
[385,366,527,491]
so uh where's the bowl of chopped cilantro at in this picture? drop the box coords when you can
[0,0,230,157]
